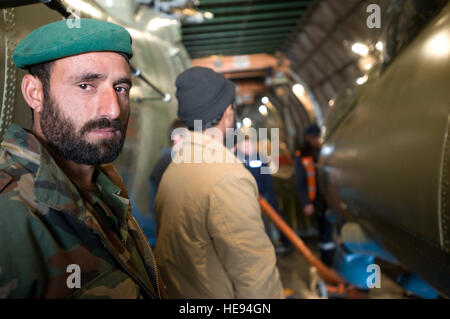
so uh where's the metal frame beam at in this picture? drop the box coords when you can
[183,32,289,46]
[291,0,364,70]
[190,48,278,58]
[199,0,310,5]
[189,45,280,56]
[182,19,299,34]
[186,39,285,51]
[182,11,304,25]
[182,26,294,40]
[202,2,309,15]
[0,0,38,8]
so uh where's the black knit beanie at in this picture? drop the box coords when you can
[175,66,235,129]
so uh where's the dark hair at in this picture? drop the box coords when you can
[305,124,321,137]
[168,118,187,142]
[28,62,53,121]
[28,62,52,97]
[203,111,225,130]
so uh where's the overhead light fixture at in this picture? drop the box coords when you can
[320,145,335,157]
[203,11,214,20]
[352,42,369,56]
[356,75,368,85]
[261,96,269,104]
[292,83,304,95]
[426,31,450,57]
[362,61,374,70]
[258,105,268,116]
[375,41,383,52]
[358,55,377,71]
[242,117,252,128]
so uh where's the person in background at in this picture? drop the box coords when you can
[150,119,186,190]
[154,66,284,298]
[133,119,186,245]
[236,135,291,254]
[295,124,335,266]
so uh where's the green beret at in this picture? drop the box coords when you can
[13,18,133,69]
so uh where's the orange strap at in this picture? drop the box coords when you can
[258,196,344,286]
[301,156,316,202]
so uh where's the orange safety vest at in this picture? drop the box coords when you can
[296,150,316,202]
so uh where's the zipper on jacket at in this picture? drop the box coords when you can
[92,230,158,299]
[130,216,162,299]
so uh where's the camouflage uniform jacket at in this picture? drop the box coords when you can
[0,123,163,299]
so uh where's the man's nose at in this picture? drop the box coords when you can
[98,87,120,119]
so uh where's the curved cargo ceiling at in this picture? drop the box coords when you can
[181,0,316,58]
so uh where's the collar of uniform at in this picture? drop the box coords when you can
[93,166,130,227]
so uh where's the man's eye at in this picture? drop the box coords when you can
[79,84,89,90]
[115,86,129,94]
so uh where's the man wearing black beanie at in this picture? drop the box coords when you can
[154,67,284,299]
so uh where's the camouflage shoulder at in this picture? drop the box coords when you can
[0,144,40,180]
[0,162,44,299]
[0,150,40,221]
[0,142,38,188]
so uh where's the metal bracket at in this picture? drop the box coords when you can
[0,1,39,9]
[40,0,70,18]
[131,66,171,103]
[0,8,17,144]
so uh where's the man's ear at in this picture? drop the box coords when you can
[21,74,44,113]
[225,104,234,122]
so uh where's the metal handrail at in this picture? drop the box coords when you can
[131,67,171,103]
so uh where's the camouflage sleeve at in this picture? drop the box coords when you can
[0,189,48,298]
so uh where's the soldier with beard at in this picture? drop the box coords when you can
[0,19,164,299]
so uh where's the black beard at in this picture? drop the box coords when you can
[40,96,127,165]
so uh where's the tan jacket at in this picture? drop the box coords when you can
[154,131,284,299]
